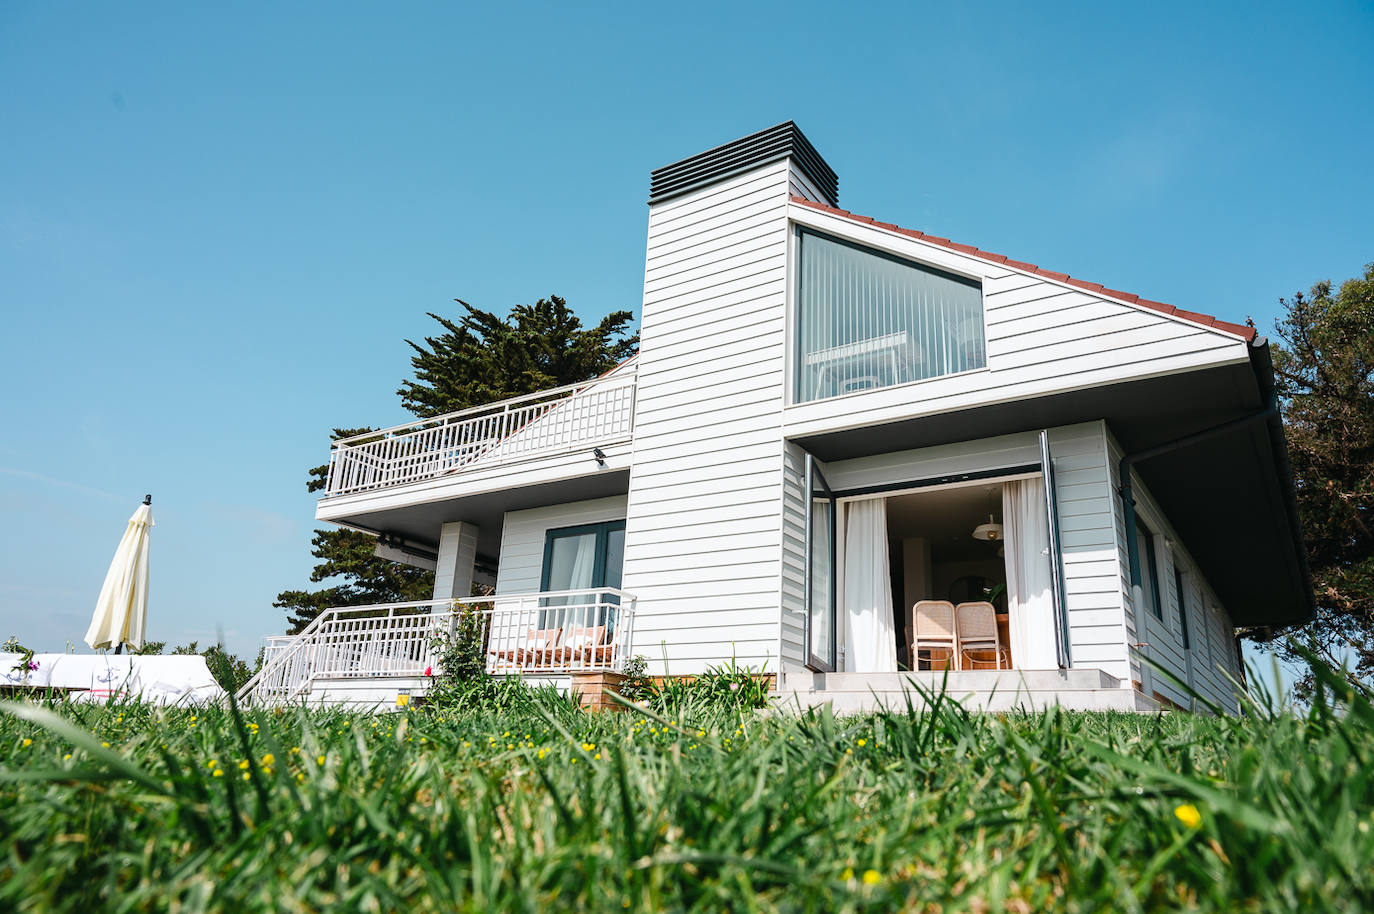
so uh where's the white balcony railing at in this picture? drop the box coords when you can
[236,589,636,707]
[323,363,637,497]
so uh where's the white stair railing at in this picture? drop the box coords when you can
[236,589,636,707]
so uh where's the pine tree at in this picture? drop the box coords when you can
[274,297,637,633]
[1259,263,1374,694]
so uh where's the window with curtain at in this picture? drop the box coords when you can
[794,229,985,403]
[540,521,625,624]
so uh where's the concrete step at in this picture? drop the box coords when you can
[771,686,1158,715]
[775,667,1122,694]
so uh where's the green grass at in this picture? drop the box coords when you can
[1,666,1372,913]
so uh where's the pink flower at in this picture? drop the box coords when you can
[424,666,433,677]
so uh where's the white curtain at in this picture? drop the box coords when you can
[1002,478,1060,669]
[842,499,898,672]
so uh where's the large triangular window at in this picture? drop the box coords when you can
[794,229,985,403]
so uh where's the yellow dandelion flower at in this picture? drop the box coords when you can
[63,753,71,761]
[857,739,867,747]
[261,753,275,766]
[862,870,881,885]
[101,741,110,748]
[238,759,250,770]
[212,769,224,778]
[841,867,854,881]
[207,759,218,769]
[22,738,32,748]
[594,752,602,760]
[296,772,306,783]
[537,747,549,759]
[1175,803,1202,828]
[317,755,326,766]
[242,772,251,781]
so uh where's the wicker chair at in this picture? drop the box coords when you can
[911,601,958,671]
[955,602,1008,669]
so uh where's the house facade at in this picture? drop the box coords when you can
[240,123,1311,713]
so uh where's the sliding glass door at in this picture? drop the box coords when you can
[804,454,837,671]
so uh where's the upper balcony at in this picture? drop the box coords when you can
[321,362,637,500]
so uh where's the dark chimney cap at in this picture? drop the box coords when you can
[649,121,838,207]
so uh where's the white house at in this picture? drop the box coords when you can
[239,123,1311,713]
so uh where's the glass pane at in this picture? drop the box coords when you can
[1135,518,1162,620]
[796,230,985,403]
[806,456,835,671]
[602,526,625,622]
[603,527,625,590]
[545,531,598,610]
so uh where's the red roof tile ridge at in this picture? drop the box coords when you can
[788,196,1256,342]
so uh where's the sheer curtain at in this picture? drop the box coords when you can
[842,499,898,672]
[1002,478,1059,669]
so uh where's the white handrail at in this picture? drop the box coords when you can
[323,364,637,497]
[236,589,637,707]
[333,360,636,446]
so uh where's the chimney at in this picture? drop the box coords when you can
[647,121,838,207]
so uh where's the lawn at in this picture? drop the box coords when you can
[1,668,1371,913]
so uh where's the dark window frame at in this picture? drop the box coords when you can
[1135,516,1164,621]
[793,227,987,404]
[539,520,626,593]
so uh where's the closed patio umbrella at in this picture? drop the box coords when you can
[85,495,154,653]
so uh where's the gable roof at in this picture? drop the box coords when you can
[790,196,1256,343]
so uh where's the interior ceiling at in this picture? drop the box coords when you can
[885,484,1005,561]
[797,356,1312,629]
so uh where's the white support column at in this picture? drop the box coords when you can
[434,522,480,601]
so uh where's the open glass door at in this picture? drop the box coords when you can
[804,453,837,671]
[1038,430,1071,669]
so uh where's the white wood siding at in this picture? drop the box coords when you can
[782,205,1251,441]
[495,496,628,595]
[621,160,799,675]
[1106,433,1242,712]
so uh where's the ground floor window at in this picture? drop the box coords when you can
[539,521,625,624]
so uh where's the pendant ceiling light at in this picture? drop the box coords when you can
[972,513,1003,542]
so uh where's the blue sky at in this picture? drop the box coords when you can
[2,2,1370,681]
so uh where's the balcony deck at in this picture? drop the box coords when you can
[321,362,636,500]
